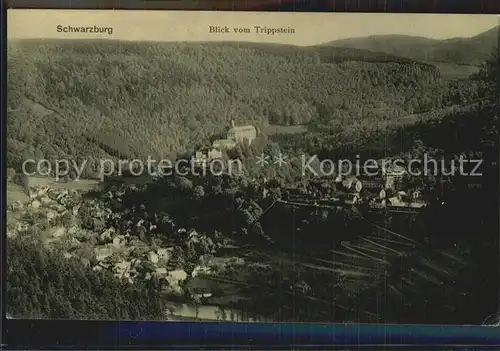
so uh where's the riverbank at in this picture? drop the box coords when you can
[166,303,268,322]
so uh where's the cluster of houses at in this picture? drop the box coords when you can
[280,159,428,211]
[192,120,257,165]
[340,161,429,210]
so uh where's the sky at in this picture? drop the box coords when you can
[7,10,499,46]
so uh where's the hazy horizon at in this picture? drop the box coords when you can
[7,10,499,46]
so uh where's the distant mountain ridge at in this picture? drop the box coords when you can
[326,25,499,66]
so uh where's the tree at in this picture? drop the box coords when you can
[7,236,167,320]
[251,222,265,237]
[193,185,205,199]
[473,49,499,101]
[59,212,74,228]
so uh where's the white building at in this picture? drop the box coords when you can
[148,251,159,264]
[227,120,257,145]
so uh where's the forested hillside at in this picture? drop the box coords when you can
[7,39,483,173]
[329,25,499,66]
[6,34,499,323]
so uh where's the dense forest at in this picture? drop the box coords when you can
[6,28,499,323]
[6,32,494,175]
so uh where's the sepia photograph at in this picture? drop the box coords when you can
[6,10,499,324]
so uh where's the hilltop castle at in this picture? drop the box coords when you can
[193,120,257,165]
[212,120,257,150]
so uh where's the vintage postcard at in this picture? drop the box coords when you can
[6,10,499,324]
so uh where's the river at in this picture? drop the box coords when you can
[167,303,269,322]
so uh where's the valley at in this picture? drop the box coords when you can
[6,24,499,324]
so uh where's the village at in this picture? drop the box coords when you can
[6,179,255,315]
[278,166,429,212]
[5,120,442,322]
[192,120,431,214]
[5,118,487,324]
